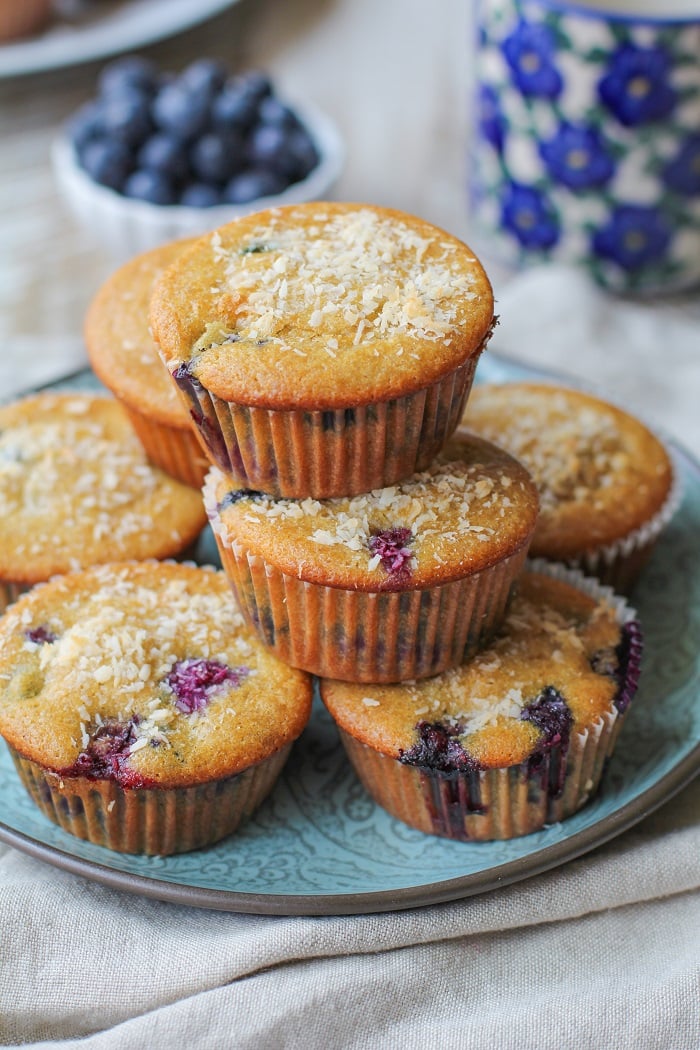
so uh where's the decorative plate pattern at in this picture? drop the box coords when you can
[472,0,700,292]
[0,356,698,914]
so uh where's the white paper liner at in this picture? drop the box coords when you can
[204,469,531,682]
[566,446,682,592]
[175,352,481,499]
[9,743,292,855]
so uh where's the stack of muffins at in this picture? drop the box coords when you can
[0,201,677,853]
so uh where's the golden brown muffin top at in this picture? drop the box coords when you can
[463,383,673,559]
[150,202,495,409]
[0,394,207,585]
[205,432,539,591]
[0,561,312,787]
[321,571,624,768]
[85,240,194,428]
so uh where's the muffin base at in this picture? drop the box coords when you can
[124,404,210,489]
[9,744,291,855]
[172,351,482,499]
[338,712,616,841]
[327,561,642,840]
[215,537,529,682]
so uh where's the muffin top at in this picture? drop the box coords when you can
[85,240,193,428]
[150,202,495,409]
[462,383,674,558]
[321,571,636,769]
[0,561,313,788]
[0,394,207,585]
[205,431,539,590]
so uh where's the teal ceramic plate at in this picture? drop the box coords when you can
[0,356,698,914]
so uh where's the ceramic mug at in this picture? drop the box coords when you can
[470,0,700,292]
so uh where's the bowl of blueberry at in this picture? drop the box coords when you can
[52,56,345,260]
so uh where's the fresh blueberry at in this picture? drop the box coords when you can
[212,84,259,131]
[152,82,211,140]
[286,128,319,180]
[246,123,290,168]
[79,137,132,191]
[223,168,288,203]
[137,133,189,181]
[190,130,244,183]
[98,56,159,97]
[237,70,273,105]
[180,182,222,207]
[181,58,228,97]
[258,96,299,129]
[123,169,177,205]
[101,91,152,147]
[67,100,105,150]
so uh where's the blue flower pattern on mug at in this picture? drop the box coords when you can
[479,84,507,153]
[540,124,615,190]
[592,205,673,271]
[663,135,700,196]
[502,21,563,99]
[501,182,560,249]
[473,5,700,288]
[598,44,677,127]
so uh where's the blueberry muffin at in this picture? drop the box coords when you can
[321,565,642,841]
[205,432,539,682]
[0,394,207,610]
[85,240,210,488]
[462,383,677,590]
[0,561,313,854]
[150,202,495,498]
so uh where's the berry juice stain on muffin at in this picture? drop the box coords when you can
[71,716,146,789]
[321,569,642,839]
[166,658,250,713]
[0,562,313,853]
[205,431,539,681]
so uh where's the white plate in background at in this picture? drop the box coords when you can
[0,0,242,78]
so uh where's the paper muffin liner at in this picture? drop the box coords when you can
[326,560,643,840]
[123,404,210,489]
[0,581,30,615]
[206,476,529,681]
[560,449,683,594]
[172,350,482,499]
[8,742,292,856]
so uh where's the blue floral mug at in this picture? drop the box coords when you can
[471,0,700,292]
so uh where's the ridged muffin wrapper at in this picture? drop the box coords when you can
[8,743,292,856]
[173,351,482,499]
[547,437,682,594]
[325,559,643,841]
[205,471,530,682]
[0,581,30,615]
[122,404,210,489]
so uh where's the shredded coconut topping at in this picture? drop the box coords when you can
[219,458,515,570]
[22,569,252,752]
[206,208,477,354]
[0,399,200,567]
[466,390,630,509]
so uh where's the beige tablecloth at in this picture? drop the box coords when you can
[0,1,698,1046]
